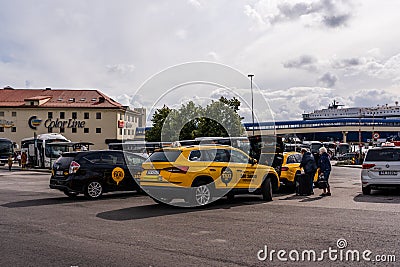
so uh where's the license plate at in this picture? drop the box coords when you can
[379,171,398,176]
[146,170,160,175]
[56,171,64,176]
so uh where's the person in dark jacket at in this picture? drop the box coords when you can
[299,148,317,195]
[318,147,332,196]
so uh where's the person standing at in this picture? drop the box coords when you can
[318,147,332,196]
[299,148,318,195]
[21,151,27,170]
[17,152,21,166]
[7,154,13,171]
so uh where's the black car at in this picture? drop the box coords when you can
[50,150,145,199]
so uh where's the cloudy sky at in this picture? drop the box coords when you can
[1,0,400,123]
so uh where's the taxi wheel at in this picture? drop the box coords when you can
[362,186,371,195]
[191,181,213,206]
[84,181,103,199]
[261,178,273,202]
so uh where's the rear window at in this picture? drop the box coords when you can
[54,156,75,169]
[365,149,400,161]
[145,150,181,162]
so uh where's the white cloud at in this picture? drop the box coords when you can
[175,29,187,40]
[1,0,400,123]
[106,64,136,75]
[187,0,202,9]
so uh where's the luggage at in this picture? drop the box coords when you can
[315,174,328,189]
[296,173,311,195]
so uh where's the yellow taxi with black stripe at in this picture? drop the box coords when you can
[50,150,145,199]
[139,145,280,206]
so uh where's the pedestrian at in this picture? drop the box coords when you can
[299,148,318,195]
[318,147,332,196]
[7,154,13,171]
[17,152,21,166]
[21,151,27,170]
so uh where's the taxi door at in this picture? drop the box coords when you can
[100,151,134,191]
[227,149,258,189]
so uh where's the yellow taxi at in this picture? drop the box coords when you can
[279,152,318,188]
[139,145,280,206]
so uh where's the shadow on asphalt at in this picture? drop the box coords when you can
[1,191,143,208]
[96,196,269,221]
[353,189,400,204]
[278,194,325,202]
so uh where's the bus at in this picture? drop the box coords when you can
[0,138,14,165]
[21,133,70,168]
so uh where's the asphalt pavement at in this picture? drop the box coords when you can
[0,166,399,267]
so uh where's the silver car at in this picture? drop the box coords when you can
[361,147,400,195]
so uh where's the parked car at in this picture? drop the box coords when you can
[50,150,146,199]
[139,145,280,206]
[361,147,400,195]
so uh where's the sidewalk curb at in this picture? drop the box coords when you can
[1,166,52,173]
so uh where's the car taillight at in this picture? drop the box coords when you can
[166,166,189,173]
[362,164,375,169]
[281,167,289,171]
[69,161,80,174]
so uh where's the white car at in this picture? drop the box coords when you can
[361,147,400,195]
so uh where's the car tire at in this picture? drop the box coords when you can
[261,177,273,202]
[362,186,371,195]
[84,181,103,199]
[190,181,213,207]
[64,191,79,198]
[226,192,235,201]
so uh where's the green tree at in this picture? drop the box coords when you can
[146,97,244,142]
[197,100,244,137]
[145,105,171,142]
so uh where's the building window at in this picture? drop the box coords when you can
[60,112,65,119]
[0,111,4,116]
[11,127,16,132]
[96,112,101,119]
[120,128,123,135]
[0,127,4,132]
[30,101,34,106]
[72,128,77,133]
[84,112,89,119]
[12,112,17,117]
[48,112,53,119]
[84,128,89,133]
[96,128,101,133]
[48,127,53,133]
[60,127,65,133]
[72,112,77,119]
[124,129,127,135]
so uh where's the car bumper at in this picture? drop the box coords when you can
[49,176,85,193]
[361,176,400,188]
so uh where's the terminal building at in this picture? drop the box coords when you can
[0,87,146,150]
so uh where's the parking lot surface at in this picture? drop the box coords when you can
[0,166,399,266]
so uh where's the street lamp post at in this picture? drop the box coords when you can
[248,74,255,136]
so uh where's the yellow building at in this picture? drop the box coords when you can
[0,87,145,150]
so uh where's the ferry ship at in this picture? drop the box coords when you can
[302,100,400,120]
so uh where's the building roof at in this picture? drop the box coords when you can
[0,87,127,110]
